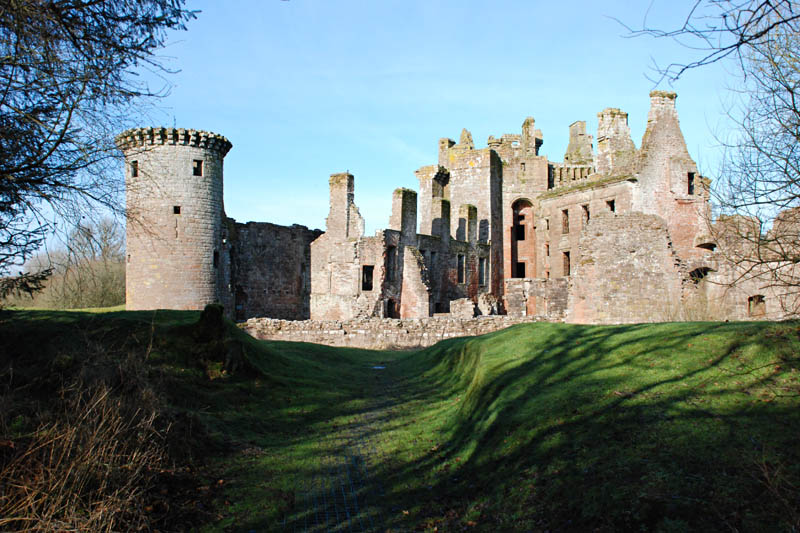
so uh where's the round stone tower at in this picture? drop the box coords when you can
[116,127,232,311]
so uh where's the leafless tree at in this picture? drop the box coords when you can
[0,0,195,299]
[626,1,800,315]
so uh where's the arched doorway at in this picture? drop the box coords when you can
[510,199,535,278]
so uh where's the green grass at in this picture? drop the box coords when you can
[2,309,799,531]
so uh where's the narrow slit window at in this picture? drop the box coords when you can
[361,265,374,291]
[607,199,616,212]
[688,172,696,195]
[457,254,465,284]
[213,250,219,268]
[386,246,397,281]
[562,209,569,234]
[131,160,139,177]
[173,205,181,215]
[582,204,590,226]
[193,159,204,176]
[545,243,550,257]
[563,251,571,276]
[545,218,550,231]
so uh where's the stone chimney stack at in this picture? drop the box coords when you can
[596,108,636,175]
[563,121,594,165]
[389,187,418,243]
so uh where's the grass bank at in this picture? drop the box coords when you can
[1,309,799,531]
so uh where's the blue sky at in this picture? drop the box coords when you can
[146,0,731,233]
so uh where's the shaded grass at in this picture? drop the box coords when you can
[2,309,799,531]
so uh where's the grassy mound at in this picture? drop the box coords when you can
[2,309,799,531]
[383,321,800,531]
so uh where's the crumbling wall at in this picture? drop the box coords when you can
[227,221,321,320]
[242,315,552,350]
[567,211,684,324]
[504,278,568,319]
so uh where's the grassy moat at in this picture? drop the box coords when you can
[1,307,799,531]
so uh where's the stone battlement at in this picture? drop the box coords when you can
[115,127,232,157]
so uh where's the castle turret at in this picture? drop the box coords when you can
[563,121,594,165]
[116,127,231,311]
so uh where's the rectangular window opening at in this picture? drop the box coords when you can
[361,265,374,291]
[545,243,550,257]
[386,246,397,281]
[193,159,204,177]
[213,250,219,269]
[131,160,139,177]
[582,204,590,226]
[748,295,766,317]
[563,251,571,276]
[545,218,550,231]
[688,172,696,195]
[173,205,181,215]
[478,257,487,286]
[514,261,526,278]
[515,224,525,241]
[561,209,570,234]
[520,162,526,173]
[457,254,465,284]
[607,199,616,212]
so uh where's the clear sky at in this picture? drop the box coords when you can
[145,0,732,233]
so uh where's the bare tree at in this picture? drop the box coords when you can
[0,0,195,299]
[626,1,800,316]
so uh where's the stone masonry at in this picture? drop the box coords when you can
[118,91,799,332]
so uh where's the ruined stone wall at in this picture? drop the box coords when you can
[118,127,231,311]
[537,180,635,278]
[241,315,551,350]
[504,277,568,318]
[567,211,684,324]
[227,221,321,320]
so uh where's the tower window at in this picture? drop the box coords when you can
[562,209,569,234]
[748,295,766,317]
[457,254,465,284]
[563,251,571,276]
[213,250,219,268]
[362,265,374,291]
[545,243,550,257]
[478,257,488,286]
[131,160,138,177]
[193,159,204,176]
[607,199,616,212]
[173,205,181,214]
[688,172,696,195]
[582,204,590,226]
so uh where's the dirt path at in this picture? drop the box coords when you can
[282,364,402,532]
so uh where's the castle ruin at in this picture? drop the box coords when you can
[116,91,799,327]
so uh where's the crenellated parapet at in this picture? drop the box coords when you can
[116,127,232,158]
[548,163,596,189]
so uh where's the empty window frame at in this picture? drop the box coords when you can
[520,162,526,173]
[361,265,374,291]
[606,199,616,212]
[478,257,488,286]
[173,205,181,214]
[213,250,219,269]
[457,254,466,284]
[545,242,550,257]
[515,261,526,278]
[748,295,766,317]
[131,160,139,177]
[688,172,696,195]
[582,204,590,226]
[561,209,570,234]
[193,159,204,176]
[386,246,397,281]
[563,251,571,276]
[515,223,525,241]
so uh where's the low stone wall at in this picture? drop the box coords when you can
[240,315,552,350]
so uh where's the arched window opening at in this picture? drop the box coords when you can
[748,295,766,317]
